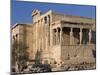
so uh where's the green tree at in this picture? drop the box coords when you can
[34,50,42,64]
[12,40,29,72]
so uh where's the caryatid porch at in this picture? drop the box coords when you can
[52,20,93,46]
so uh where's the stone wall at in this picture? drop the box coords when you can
[24,25,33,60]
[50,45,61,64]
[12,24,34,60]
[61,45,96,65]
[12,25,24,43]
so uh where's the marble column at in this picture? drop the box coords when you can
[79,28,83,45]
[47,16,50,46]
[37,21,40,50]
[52,29,54,45]
[56,28,58,45]
[41,19,43,50]
[42,19,45,50]
[44,18,47,49]
[46,37,48,51]
[89,29,92,44]
[58,28,60,44]
[47,16,49,24]
[54,29,56,45]
[36,22,38,50]
[39,39,40,51]
[70,28,73,45]
[60,27,62,45]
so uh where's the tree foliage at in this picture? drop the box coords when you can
[34,50,42,64]
[12,40,29,71]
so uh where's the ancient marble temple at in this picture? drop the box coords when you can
[12,9,96,68]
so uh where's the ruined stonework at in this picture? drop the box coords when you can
[12,9,96,69]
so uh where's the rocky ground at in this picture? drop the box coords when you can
[11,63,96,75]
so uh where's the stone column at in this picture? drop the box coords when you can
[39,39,40,51]
[89,29,92,44]
[41,38,43,50]
[41,19,43,50]
[70,28,73,45]
[36,22,38,50]
[39,19,42,50]
[56,28,58,45]
[47,16,50,46]
[54,29,56,45]
[79,28,83,45]
[52,29,54,45]
[60,27,62,45]
[44,18,47,49]
[42,19,45,50]
[47,16,49,24]
[46,37,48,51]
[37,21,40,50]
[58,28,60,44]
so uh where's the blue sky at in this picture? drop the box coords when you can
[11,0,96,25]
